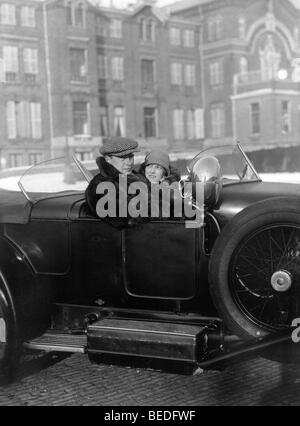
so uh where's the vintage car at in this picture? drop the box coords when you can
[0,143,299,382]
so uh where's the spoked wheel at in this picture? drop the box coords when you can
[209,197,300,340]
[230,224,300,332]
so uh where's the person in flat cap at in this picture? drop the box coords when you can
[85,137,148,227]
[138,150,181,184]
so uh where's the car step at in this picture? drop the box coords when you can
[24,331,87,353]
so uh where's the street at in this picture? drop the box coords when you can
[1,349,300,406]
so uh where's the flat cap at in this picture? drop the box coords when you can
[100,137,140,157]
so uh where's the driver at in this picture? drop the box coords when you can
[85,137,148,227]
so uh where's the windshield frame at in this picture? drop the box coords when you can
[17,156,91,202]
[187,142,261,184]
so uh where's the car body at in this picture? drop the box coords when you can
[0,143,299,381]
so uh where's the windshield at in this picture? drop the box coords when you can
[188,143,260,184]
[17,156,96,202]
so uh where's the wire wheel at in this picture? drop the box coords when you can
[229,224,300,331]
[209,197,300,339]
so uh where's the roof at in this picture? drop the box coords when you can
[161,0,213,13]
[162,0,300,13]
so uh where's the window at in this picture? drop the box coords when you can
[3,46,18,81]
[110,19,122,38]
[29,153,43,165]
[208,19,215,42]
[112,57,124,81]
[209,61,223,86]
[70,48,87,82]
[195,108,205,139]
[183,30,195,47]
[96,16,107,37]
[141,59,155,90]
[187,110,195,140]
[173,109,184,139]
[139,18,146,40]
[66,2,85,28]
[211,104,225,138]
[250,102,260,135]
[207,15,223,41]
[9,154,23,168]
[113,107,125,137]
[6,101,42,139]
[75,3,85,28]
[170,27,181,46]
[66,1,73,26]
[240,57,248,75]
[6,101,17,139]
[30,102,42,139]
[146,20,155,42]
[185,64,196,86]
[144,107,156,138]
[99,107,108,137]
[281,101,291,134]
[0,3,16,25]
[215,15,223,39]
[98,54,108,79]
[23,48,39,75]
[239,17,246,39]
[21,6,36,27]
[187,110,204,140]
[171,63,182,85]
[72,101,90,135]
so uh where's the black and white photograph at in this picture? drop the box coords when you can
[0,0,300,409]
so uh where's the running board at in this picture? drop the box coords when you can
[24,332,87,353]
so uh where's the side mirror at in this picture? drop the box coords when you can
[189,156,222,208]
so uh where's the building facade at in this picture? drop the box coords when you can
[0,0,203,168]
[169,0,300,149]
[0,0,300,169]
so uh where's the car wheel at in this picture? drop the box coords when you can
[209,197,300,340]
[0,289,19,384]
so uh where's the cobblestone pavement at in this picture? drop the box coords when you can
[0,349,300,406]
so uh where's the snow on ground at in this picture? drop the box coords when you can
[1,172,300,193]
[0,173,87,192]
[260,173,300,183]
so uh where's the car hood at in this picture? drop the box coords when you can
[215,180,300,225]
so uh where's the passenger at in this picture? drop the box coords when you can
[85,137,148,227]
[138,150,183,220]
[138,150,181,185]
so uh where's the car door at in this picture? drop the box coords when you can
[122,220,199,300]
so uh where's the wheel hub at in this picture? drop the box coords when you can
[271,270,292,292]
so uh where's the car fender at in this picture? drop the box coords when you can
[0,236,52,341]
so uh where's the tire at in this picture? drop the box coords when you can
[209,197,300,340]
[0,288,19,384]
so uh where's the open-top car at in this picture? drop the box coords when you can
[0,143,300,381]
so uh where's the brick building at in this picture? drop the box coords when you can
[168,0,300,149]
[0,0,202,168]
[1,0,300,169]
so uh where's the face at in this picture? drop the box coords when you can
[145,164,166,183]
[106,154,134,175]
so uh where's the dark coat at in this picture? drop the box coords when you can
[85,157,149,228]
